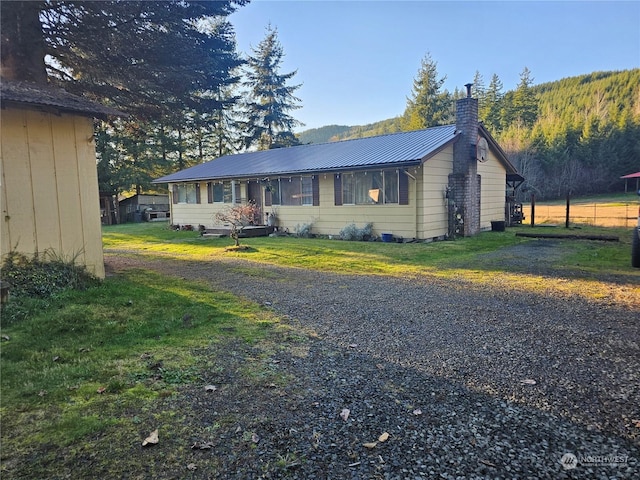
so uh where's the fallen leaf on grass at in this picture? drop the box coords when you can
[97,387,106,394]
[186,463,197,471]
[632,419,640,428]
[340,408,350,421]
[191,441,214,450]
[1,335,10,341]
[363,442,378,449]
[378,432,389,442]
[142,429,159,447]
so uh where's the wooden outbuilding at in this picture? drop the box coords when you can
[1,80,122,278]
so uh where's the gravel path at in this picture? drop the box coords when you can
[105,247,640,479]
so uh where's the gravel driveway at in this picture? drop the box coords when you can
[105,243,639,479]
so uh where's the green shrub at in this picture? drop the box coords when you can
[294,222,314,238]
[339,222,373,241]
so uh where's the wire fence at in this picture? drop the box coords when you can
[521,202,639,228]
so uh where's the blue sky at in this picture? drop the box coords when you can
[230,1,640,131]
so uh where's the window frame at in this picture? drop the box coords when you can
[173,183,200,204]
[340,169,400,205]
[269,176,316,206]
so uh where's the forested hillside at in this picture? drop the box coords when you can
[514,70,640,199]
[298,69,640,200]
[297,125,351,144]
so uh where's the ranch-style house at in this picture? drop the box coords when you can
[154,87,523,240]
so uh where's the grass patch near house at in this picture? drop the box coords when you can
[103,221,638,277]
[103,222,639,306]
[0,268,281,476]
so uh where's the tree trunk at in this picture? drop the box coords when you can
[1,1,48,83]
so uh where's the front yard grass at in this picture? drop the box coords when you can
[0,268,281,477]
[103,221,639,282]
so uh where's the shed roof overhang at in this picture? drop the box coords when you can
[1,80,125,119]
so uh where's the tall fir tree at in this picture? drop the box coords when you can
[401,53,452,130]
[243,25,303,150]
[481,73,504,134]
[472,70,486,112]
[511,67,538,127]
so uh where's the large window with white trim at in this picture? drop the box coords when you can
[341,170,399,204]
[174,183,199,204]
[269,176,314,206]
[207,181,240,204]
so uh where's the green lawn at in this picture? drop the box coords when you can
[0,267,282,476]
[102,221,638,279]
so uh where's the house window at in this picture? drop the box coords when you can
[174,183,199,204]
[269,176,314,206]
[207,181,239,203]
[301,176,313,206]
[341,170,399,204]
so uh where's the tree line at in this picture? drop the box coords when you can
[1,1,303,196]
[3,2,637,200]
[305,55,640,200]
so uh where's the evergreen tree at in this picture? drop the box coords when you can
[2,1,248,196]
[208,83,244,157]
[243,25,303,150]
[512,67,538,127]
[480,74,504,134]
[2,1,246,118]
[402,53,451,130]
[472,70,486,111]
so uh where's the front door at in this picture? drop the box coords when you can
[247,182,263,224]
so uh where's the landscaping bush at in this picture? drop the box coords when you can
[294,222,314,238]
[339,222,373,241]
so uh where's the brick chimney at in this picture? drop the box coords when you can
[449,83,480,236]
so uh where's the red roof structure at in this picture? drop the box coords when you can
[621,171,640,192]
[621,171,640,179]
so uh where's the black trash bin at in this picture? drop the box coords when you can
[491,220,505,232]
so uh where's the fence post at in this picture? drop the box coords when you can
[565,194,570,228]
[531,194,535,227]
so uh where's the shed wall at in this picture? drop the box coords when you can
[1,108,105,278]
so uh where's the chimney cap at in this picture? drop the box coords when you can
[465,83,473,98]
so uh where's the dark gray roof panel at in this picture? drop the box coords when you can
[1,80,125,118]
[154,125,458,183]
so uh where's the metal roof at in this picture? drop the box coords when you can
[154,125,459,183]
[621,171,640,179]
